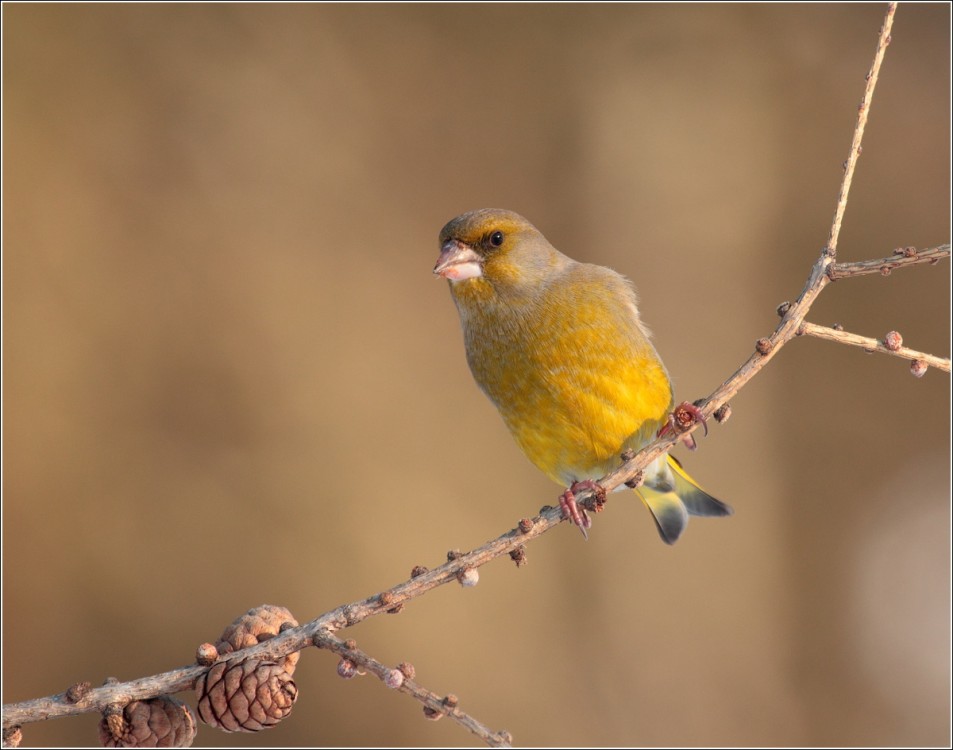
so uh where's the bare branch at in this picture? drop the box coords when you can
[0,668,203,730]
[797,322,950,372]
[828,243,950,279]
[826,2,897,259]
[313,631,512,748]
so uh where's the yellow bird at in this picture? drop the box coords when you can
[433,208,731,543]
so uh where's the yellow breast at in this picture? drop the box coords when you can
[453,263,672,485]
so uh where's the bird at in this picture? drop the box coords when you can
[433,208,731,544]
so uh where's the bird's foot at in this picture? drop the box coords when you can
[658,401,709,448]
[559,480,605,540]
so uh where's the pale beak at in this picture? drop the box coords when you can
[433,239,484,281]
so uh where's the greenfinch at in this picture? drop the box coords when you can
[434,208,731,543]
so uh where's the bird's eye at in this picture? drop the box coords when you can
[489,231,505,248]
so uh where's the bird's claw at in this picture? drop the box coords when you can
[559,480,605,540]
[658,401,709,442]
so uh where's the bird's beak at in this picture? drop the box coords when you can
[433,239,483,281]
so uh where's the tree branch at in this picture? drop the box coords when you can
[828,243,950,279]
[826,1,896,260]
[798,321,951,372]
[312,631,512,748]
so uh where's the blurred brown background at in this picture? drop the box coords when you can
[3,3,950,747]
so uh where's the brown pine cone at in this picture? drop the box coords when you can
[215,605,299,674]
[2,725,23,748]
[195,658,297,733]
[98,696,197,748]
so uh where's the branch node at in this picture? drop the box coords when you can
[456,566,480,588]
[342,605,359,626]
[883,330,903,351]
[383,668,405,690]
[509,545,528,568]
[337,658,359,680]
[64,681,91,704]
[579,482,607,514]
[713,404,732,424]
[195,643,220,667]
[624,470,644,489]
[659,401,709,438]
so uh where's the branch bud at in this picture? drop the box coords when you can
[443,694,459,708]
[423,706,443,721]
[509,545,528,568]
[196,643,219,666]
[882,330,902,351]
[456,566,479,587]
[714,404,732,424]
[383,669,404,689]
[337,658,358,680]
[65,681,91,704]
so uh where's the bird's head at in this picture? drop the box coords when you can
[433,209,568,296]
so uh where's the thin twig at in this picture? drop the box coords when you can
[0,668,203,730]
[313,631,512,748]
[797,321,950,372]
[828,243,950,279]
[826,2,897,259]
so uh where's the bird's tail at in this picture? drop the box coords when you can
[636,455,732,545]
